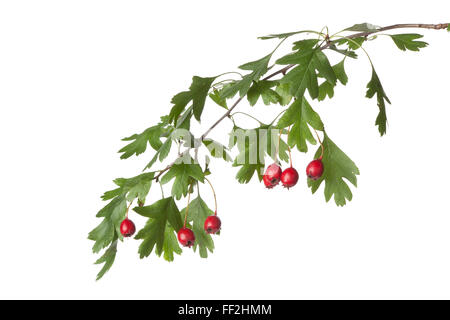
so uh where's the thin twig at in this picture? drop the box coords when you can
[313,128,324,160]
[183,189,191,228]
[126,200,133,219]
[286,126,292,167]
[204,177,218,214]
[322,23,449,50]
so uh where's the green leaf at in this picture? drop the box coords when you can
[334,59,349,85]
[209,89,228,109]
[274,39,319,67]
[94,238,118,281]
[366,66,391,136]
[277,48,336,100]
[292,39,320,51]
[101,186,123,201]
[169,91,192,125]
[160,159,205,200]
[277,99,299,128]
[313,51,337,84]
[268,128,290,163]
[336,37,366,50]
[234,163,265,184]
[275,83,293,106]
[143,136,173,171]
[279,99,323,152]
[162,225,183,261]
[276,47,315,65]
[180,196,215,258]
[318,81,335,101]
[230,126,265,183]
[348,37,366,50]
[119,122,167,159]
[345,23,380,32]
[89,195,126,254]
[307,133,360,206]
[247,80,282,106]
[258,30,317,40]
[168,76,217,124]
[328,44,358,59]
[389,34,428,52]
[134,197,183,259]
[278,51,318,99]
[105,172,154,203]
[176,106,193,130]
[447,25,450,32]
[318,60,348,101]
[221,54,272,99]
[203,139,232,162]
[190,76,217,121]
[90,185,136,279]
[159,136,173,161]
[231,124,289,183]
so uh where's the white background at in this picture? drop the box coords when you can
[1,0,449,299]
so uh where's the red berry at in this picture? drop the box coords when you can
[204,214,221,234]
[263,163,282,188]
[177,227,195,247]
[281,167,299,188]
[120,218,136,237]
[263,174,275,189]
[306,159,324,180]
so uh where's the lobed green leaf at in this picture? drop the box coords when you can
[277,47,336,100]
[209,89,228,109]
[258,30,318,40]
[328,44,358,59]
[318,59,348,101]
[134,197,183,258]
[221,54,272,99]
[277,98,323,152]
[231,124,289,183]
[168,75,217,125]
[203,139,232,162]
[275,83,293,106]
[119,123,167,159]
[89,195,126,254]
[190,76,217,121]
[366,67,391,136]
[307,133,360,206]
[389,34,428,52]
[160,159,205,200]
[94,238,118,281]
[247,80,282,106]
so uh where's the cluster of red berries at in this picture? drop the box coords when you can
[177,213,221,248]
[119,210,221,249]
[263,158,324,189]
[118,158,323,246]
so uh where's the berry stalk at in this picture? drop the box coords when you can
[204,177,217,215]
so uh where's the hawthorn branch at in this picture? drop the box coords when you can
[153,22,449,182]
[321,23,449,50]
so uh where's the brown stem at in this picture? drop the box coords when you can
[286,126,292,167]
[313,129,324,160]
[153,22,448,181]
[126,200,133,219]
[183,189,191,228]
[276,129,282,162]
